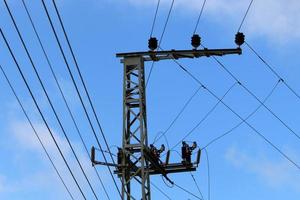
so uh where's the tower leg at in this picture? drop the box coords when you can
[122,56,151,200]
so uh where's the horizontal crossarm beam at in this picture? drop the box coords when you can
[116,48,242,62]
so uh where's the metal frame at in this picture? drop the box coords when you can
[121,56,150,200]
[117,48,242,62]
[92,47,242,200]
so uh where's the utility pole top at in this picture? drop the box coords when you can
[93,44,243,200]
[116,47,242,62]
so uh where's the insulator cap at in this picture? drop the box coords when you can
[235,32,245,46]
[148,37,158,51]
[191,34,201,49]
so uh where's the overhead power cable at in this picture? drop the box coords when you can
[146,0,175,87]
[3,1,99,198]
[0,29,87,200]
[0,64,74,200]
[50,0,118,169]
[202,79,281,150]
[150,0,161,37]
[158,0,175,48]
[38,0,121,197]
[173,183,202,199]
[245,41,300,101]
[212,56,300,141]
[167,54,300,170]
[204,149,210,200]
[190,172,205,200]
[20,1,110,199]
[151,182,172,200]
[40,0,121,197]
[237,0,254,32]
[170,81,238,150]
[193,0,207,34]
[153,85,203,144]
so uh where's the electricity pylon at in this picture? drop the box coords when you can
[91,33,244,200]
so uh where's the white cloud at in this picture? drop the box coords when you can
[10,120,70,155]
[225,146,300,190]
[6,118,113,199]
[124,0,300,43]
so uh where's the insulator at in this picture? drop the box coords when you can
[235,32,245,46]
[148,37,158,51]
[192,142,197,150]
[91,146,95,163]
[117,148,123,165]
[181,142,187,160]
[159,144,165,153]
[191,34,201,49]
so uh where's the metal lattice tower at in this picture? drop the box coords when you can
[92,47,242,200]
[121,56,150,199]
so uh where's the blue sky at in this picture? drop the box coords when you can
[0,0,300,199]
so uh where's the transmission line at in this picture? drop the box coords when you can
[146,0,175,86]
[50,0,118,171]
[150,0,161,37]
[3,1,100,198]
[237,0,254,32]
[40,0,121,197]
[212,56,300,141]
[202,79,281,150]
[170,81,238,150]
[204,149,210,200]
[151,182,172,200]
[173,183,202,199]
[49,3,143,198]
[167,56,300,170]
[193,0,207,34]
[153,85,203,144]
[190,172,205,200]
[0,29,87,200]
[158,0,175,48]
[0,64,74,200]
[245,41,300,101]
[20,1,110,199]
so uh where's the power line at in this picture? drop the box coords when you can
[20,1,110,199]
[50,0,118,172]
[204,149,210,200]
[153,85,204,144]
[173,183,202,199]
[0,64,74,200]
[167,56,300,170]
[151,182,172,200]
[237,0,254,32]
[212,56,300,141]
[245,41,300,101]
[51,0,116,163]
[40,0,121,197]
[150,0,161,37]
[157,45,300,169]
[146,0,175,86]
[0,28,87,200]
[170,81,238,150]
[202,79,281,150]
[190,172,205,200]
[2,1,99,198]
[153,131,171,149]
[193,0,207,34]
[158,0,175,48]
